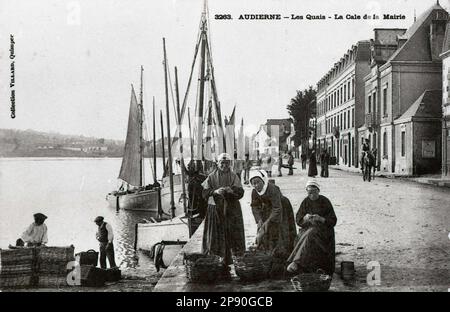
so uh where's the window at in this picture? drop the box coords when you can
[401,131,406,157]
[368,96,372,113]
[348,81,351,101]
[347,110,350,128]
[373,92,377,113]
[352,108,354,127]
[340,114,343,130]
[337,90,340,106]
[344,85,347,102]
[352,78,355,98]
[344,112,346,129]
[340,86,343,104]
[383,131,387,157]
[383,86,387,116]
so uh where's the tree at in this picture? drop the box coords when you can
[286,86,316,153]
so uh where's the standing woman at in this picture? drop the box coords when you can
[201,153,246,267]
[287,181,337,275]
[308,150,318,177]
[249,170,297,278]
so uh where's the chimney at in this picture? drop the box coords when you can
[429,10,448,61]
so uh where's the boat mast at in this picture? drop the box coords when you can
[196,5,207,162]
[175,67,187,216]
[139,65,144,187]
[152,97,157,183]
[160,110,166,177]
[163,38,176,217]
[188,107,194,163]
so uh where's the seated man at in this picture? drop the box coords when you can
[287,181,337,275]
[21,213,48,247]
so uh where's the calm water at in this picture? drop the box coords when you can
[0,157,164,268]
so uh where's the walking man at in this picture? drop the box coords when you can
[94,216,117,269]
[287,151,294,175]
[320,150,330,178]
[300,152,307,170]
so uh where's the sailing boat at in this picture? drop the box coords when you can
[135,0,233,265]
[106,67,161,212]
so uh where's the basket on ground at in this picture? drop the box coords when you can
[291,269,332,292]
[232,250,272,281]
[183,253,225,283]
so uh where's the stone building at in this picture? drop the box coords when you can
[440,23,450,177]
[316,41,371,168]
[362,3,447,175]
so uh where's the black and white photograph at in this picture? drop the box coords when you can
[0,0,449,296]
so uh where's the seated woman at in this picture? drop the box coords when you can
[249,170,297,278]
[287,181,337,275]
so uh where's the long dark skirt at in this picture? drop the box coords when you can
[287,226,335,275]
[202,204,228,263]
[202,202,245,265]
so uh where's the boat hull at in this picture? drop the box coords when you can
[135,216,189,252]
[160,174,185,216]
[106,189,160,212]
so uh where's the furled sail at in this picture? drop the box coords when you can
[118,85,142,186]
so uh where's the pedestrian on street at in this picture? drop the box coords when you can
[308,150,318,177]
[360,139,370,170]
[301,152,307,170]
[287,180,337,275]
[243,153,252,184]
[21,213,48,247]
[201,153,246,268]
[249,169,297,278]
[233,151,244,180]
[94,216,117,269]
[371,147,378,179]
[277,152,284,177]
[287,151,294,175]
[320,150,330,178]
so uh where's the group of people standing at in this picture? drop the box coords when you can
[199,152,337,279]
[15,213,117,270]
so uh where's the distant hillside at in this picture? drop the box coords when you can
[0,129,172,158]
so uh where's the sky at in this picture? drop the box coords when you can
[0,0,447,140]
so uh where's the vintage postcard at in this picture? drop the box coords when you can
[0,0,449,297]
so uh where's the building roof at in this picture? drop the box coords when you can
[441,22,450,55]
[396,89,442,122]
[265,118,293,126]
[386,2,446,63]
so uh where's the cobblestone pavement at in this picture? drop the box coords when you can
[274,163,450,291]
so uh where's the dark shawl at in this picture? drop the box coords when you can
[288,195,337,274]
[250,183,296,259]
[201,169,245,264]
[308,153,318,177]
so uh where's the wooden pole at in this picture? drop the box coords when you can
[139,65,144,186]
[160,110,166,177]
[163,38,176,218]
[175,67,188,217]
[152,97,157,184]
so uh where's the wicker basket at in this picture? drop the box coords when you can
[232,250,272,282]
[183,253,225,283]
[35,246,75,264]
[291,269,332,292]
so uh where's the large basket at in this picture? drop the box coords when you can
[291,269,332,292]
[35,246,75,264]
[0,274,34,288]
[183,253,225,283]
[232,250,272,282]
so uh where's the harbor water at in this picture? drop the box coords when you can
[0,157,164,269]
